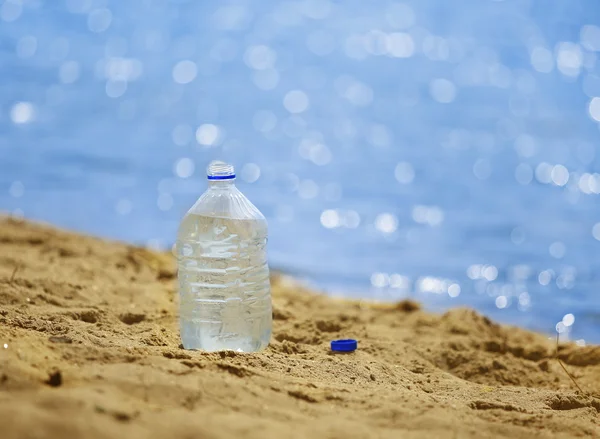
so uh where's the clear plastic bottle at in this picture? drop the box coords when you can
[176,161,272,352]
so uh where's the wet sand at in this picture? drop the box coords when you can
[0,217,598,438]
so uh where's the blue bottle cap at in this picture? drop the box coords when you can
[330,339,357,352]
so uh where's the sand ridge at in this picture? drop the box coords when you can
[0,217,598,438]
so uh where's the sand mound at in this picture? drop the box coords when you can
[0,217,598,438]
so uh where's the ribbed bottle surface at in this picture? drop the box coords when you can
[176,163,272,352]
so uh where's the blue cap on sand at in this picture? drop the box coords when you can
[330,339,357,352]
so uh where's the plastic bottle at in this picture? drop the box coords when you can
[176,161,272,352]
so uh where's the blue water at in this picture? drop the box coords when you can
[2,0,600,342]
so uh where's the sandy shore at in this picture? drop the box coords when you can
[0,217,598,438]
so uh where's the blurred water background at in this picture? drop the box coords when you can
[2,0,600,342]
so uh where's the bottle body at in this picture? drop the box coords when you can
[177,164,272,352]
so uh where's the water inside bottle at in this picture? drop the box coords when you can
[177,212,272,352]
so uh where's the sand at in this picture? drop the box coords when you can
[0,217,598,439]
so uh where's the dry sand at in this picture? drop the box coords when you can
[0,217,599,438]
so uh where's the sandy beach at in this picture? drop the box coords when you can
[0,216,598,438]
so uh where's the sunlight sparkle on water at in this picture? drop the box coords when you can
[389,274,410,290]
[244,45,277,70]
[241,163,261,183]
[196,124,221,146]
[88,8,112,33]
[562,313,575,327]
[320,209,340,229]
[172,60,197,84]
[157,193,173,212]
[395,162,414,184]
[371,272,389,288]
[592,223,600,240]
[515,164,533,185]
[2,0,22,22]
[429,78,457,103]
[115,198,132,216]
[538,270,553,286]
[518,292,531,311]
[411,205,444,227]
[11,102,35,124]
[174,158,194,179]
[530,47,554,73]
[550,165,569,186]
[375,213,398,234]
[284,90,310,114]
[549,242,566,259]
[495,296,508,309]
[556,42,583,78]
[9,181,24,198]
[386,32,415,58]
[589,97,600,122]
[448,284,461,298]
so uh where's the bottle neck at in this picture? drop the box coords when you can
[208,179,236,189]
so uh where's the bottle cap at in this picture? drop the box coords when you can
[330,339,357,352]
[207,161,235,180]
